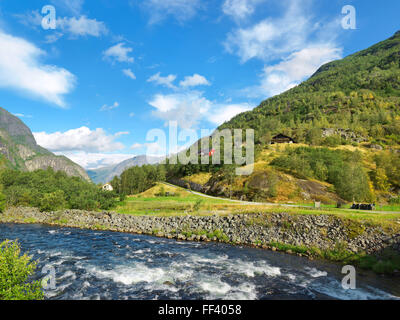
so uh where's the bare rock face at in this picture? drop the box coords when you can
[25,156,90,181]
[0,107,90,181]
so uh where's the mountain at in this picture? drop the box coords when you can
[0,107,90,181]
[220,30,400,146]
[88,155,162,184]
[168,31,400,204]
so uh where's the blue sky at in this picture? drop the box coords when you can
[0,0,399,169]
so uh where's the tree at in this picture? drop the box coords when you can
[39,190,66,212]
[372,168,391,192]
[335,164,372,202]
[0,240,43,300]
[0,184,6,213]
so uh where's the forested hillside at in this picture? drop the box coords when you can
[220,31,400,147]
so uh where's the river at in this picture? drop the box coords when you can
[1,223,399,300]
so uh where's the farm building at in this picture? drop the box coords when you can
[271,134,296,144]
[102,183,114,191]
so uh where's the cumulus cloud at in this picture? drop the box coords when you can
[140,0,201,24]
[224,0,343,98]
[147,72,177,89]
[180,74,210,88]
[148,91,253,128]
[206,103,252,125]
[0,30,75,106]
[100,101,119,111]
[33,126,125,153]
[244,46,342,98]
[149,91,211,128]
[222,0,265,21]
[123,68,136,79]
[224,1,313,62]
[103,43,134,63]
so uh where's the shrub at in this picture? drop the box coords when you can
[193,199,203,212]
[0,240,43,300]
[0,169,118,212]
[39,190,66,212]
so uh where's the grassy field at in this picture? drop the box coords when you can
[298,203,400,212]
[115,183,400,232]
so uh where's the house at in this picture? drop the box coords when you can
[271,134,296,144]
[198,149,216,156]
[102,183,114,191]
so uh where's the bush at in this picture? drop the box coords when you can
[39,190,66,212]
[0,169,117,212]
[193,199,203,212]
[0,240,43,300]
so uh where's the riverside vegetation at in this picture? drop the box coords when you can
[0,240,43,300]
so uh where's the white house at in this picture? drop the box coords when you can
[102,183,114,191]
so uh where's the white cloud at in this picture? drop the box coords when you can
[224,0,343,99]
[149,91,211,128]
[123,68,136,79]
[57,151,134,170]
[33,126,125,153]
[50,0,84,15]
[100,101,119,111]
[13,113,33,118]
[57,16,108,37]
[15,11,107,39]
[224,1,312,62]
[0,30,75,106]
[245,46,342,98]
[103,43,134,64]
[180,74,210,88]
[147,72,177,89]
[148,91,253,128]
[131,143,143,150]
[141,0,201,24]
[129,112,135,117]
[206,103,252,125]
[14,11,43,29]
[222,0,265,21]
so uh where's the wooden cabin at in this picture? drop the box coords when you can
[271,134,296,144]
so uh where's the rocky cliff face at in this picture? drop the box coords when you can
[0,107,90,181]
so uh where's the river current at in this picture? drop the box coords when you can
[1,223,399,300]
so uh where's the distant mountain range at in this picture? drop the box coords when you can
[0,107,89,181]
[87,155,163,184]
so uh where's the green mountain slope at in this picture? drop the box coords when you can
[163,31,400,204]
[0,107,90,181]
[220,31,400,147]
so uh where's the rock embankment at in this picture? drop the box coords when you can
[2,207,400,258]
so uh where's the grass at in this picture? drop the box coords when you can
[300,202,400,212]
[114,183,400,232]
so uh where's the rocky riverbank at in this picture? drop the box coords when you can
[1,207,400,263]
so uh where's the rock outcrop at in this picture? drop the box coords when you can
[0,107,89,181]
